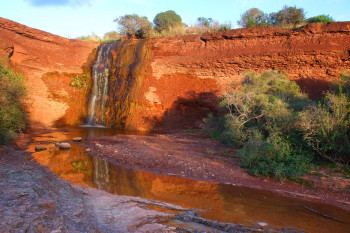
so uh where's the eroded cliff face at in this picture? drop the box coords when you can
[0,17,98,128]
[131,22,350,131]
[1,17,350,130]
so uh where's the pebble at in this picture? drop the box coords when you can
[35,145,47,151]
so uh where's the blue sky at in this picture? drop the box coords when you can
[1,0,349,38]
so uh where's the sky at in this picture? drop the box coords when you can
[1,0,349,39]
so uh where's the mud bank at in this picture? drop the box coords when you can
[84,132,350,212]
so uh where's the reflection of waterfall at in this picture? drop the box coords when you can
[92,157,113,192]
[87,43,113,125]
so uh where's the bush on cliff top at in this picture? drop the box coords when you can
[114,14,153,39]
[0,60,27,144]
[307,15,334,24]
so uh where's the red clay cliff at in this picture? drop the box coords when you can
[0,17,98,128]
[0,17,349,130]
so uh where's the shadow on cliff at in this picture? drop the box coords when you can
[294,78,331,100]
[144,91,220,132]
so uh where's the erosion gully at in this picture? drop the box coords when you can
[26,127,350,233]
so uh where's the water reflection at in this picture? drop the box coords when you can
[27,128,350,233]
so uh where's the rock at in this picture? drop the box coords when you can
[55,142,61,147]
[73,137,83,142]
[257,222,269,227]
[35,145,47,151]
[58,143,71,149]
[86,148,91,152]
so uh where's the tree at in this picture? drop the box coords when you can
[197,17,214,28]
[238,8,271,28]
[114,14,152,39]
[153,10,182,32]
[271,5,305,27]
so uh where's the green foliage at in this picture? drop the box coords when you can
[299,86,350,166]
[238,8,271,28]
[220,71,310,146]
[270,5,305,27]
[153,10,183,32]
[0,61,27,144]
[240,137,313,181]
[331,73,350,96]
[70,73,88,88]
[219,71,314,180]
[219,23,232,31]
[114,14,152,39]
[307,14,334,24]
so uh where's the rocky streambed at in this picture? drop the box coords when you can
[0,146,296,233]
[2,127,350,232]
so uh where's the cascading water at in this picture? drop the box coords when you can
[87,43,113,125]
[86,40,150,128]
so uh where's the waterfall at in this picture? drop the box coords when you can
[87,43,113,126]
[86,40,150,128]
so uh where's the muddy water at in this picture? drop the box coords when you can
[27,127,350,233]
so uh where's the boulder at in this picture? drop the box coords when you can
[73,137,83,142]
[58,143,71,149]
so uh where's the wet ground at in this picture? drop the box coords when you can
[25,127,350,233]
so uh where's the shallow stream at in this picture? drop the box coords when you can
[27,127,350,233]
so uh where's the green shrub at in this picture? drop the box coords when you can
[0,61,27,144]
[238,8,271,28]
[219,71,311,146]
[213,70,350,179]
[218,71,314,180]
[299,91,350,166]
[307,15,334,23]
[70,74,88,88]
[240,137,313,181]
[331,72,350,97]
[219,23,232,31]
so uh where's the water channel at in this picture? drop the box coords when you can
[27,127,350,233]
